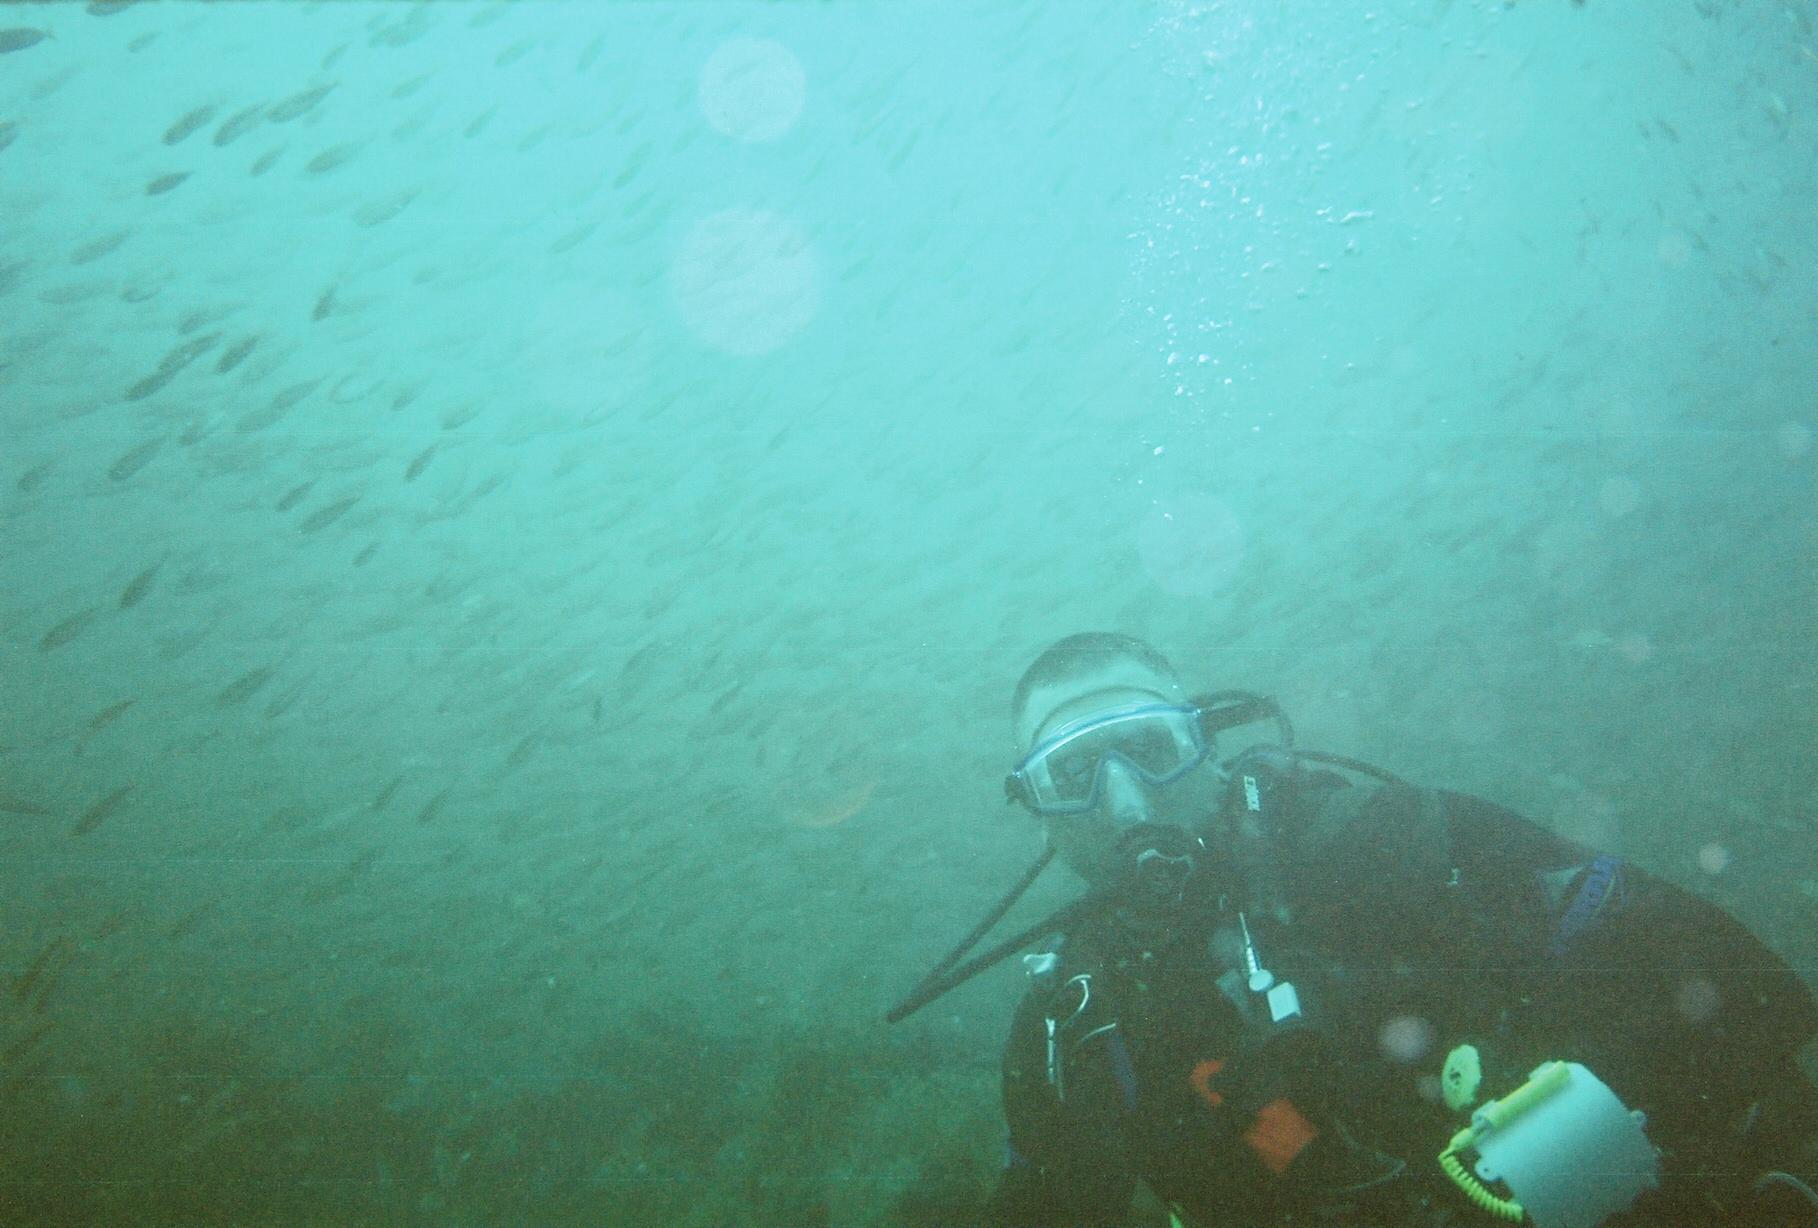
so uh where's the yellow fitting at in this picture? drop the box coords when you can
[1475,1061,1570,1133]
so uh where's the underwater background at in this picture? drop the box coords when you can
[1,0,1814,1223]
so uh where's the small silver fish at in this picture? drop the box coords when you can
[107,435,164,481]
[74,785,132,836]
[216,667,274,706]
[0,28,48,54]
[305,144,355,175]
[215,335,258,373]
[71,228,131,265]
[268,82,335,123]
[212,103,263,147]
[39,607,97,652]
[275,480,317,512]
[299,495,359,534]
[404,443,437,482]
[162,104,216,145]
[118,560,161,608]
[84,698,137,737]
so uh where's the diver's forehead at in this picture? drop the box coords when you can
[1032,686,1175,745]
[1014,656,1186,749]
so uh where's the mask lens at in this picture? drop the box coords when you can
[1046,744,1103,802]
[1017,706,1204,812]
[1118,724,1188,775]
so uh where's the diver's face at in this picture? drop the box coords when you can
[1042,759,1163,884]
[1024,688,1220,885]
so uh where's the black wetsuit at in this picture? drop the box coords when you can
[982,765,1818,1227]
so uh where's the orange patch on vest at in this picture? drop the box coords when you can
[1243,1098,1318,1175]
[1188,1058,1225,1108]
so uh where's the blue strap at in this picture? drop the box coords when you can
[1549,853,1626,957]
[1106,1030,1139,1112]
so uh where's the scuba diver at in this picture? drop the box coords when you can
[888,633,1818,1228]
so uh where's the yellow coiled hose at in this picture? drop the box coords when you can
[1439,1131,1524,1221]
[1438,1059,1576,1223]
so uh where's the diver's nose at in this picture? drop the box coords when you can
[1100,758,1155,828]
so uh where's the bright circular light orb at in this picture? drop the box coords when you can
[699,38,806,143]
[1138,494,1246,598]
[1675,975,1721,1024]
[1379,1014,1437,1064]
[1615,633,1653,664]
[1599,476,1642,518]
[1777,422,1811,460]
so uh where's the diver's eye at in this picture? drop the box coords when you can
[1048,748,1101,798]
[1118,727,1181,774]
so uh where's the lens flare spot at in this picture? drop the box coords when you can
[1599,476,1642,518]
[1777,422,1812,460]
[699,38,805,143]
[793,780,876,829]
[1138,494,1246,598]
[1378,1014,1436,1064]
[1615,633,1653,664]
[1675,975,1721,1025]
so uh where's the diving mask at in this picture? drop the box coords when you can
[1006,702,1210,815]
